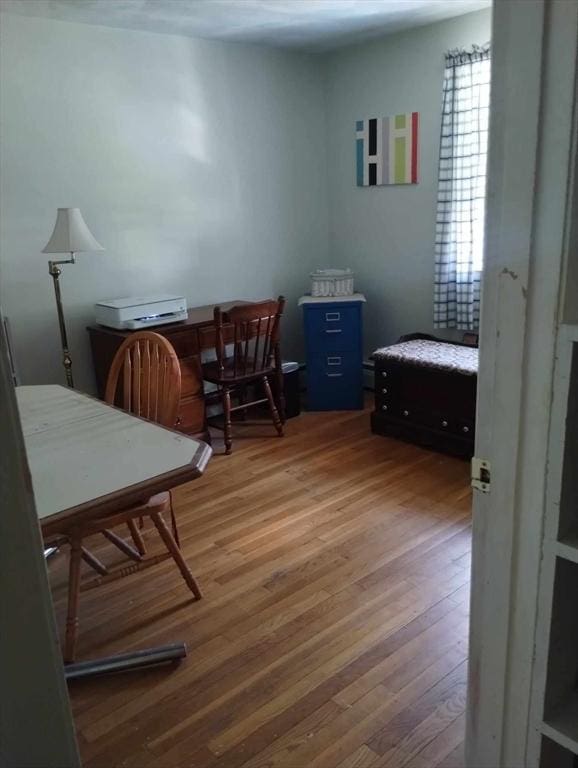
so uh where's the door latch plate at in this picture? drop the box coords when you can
[471,457,491,493]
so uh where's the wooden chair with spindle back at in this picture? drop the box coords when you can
[105,330,181,429]
[59,332,202,662]
[104,331,182,549]
[203,296,286,454]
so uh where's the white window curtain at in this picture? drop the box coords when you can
[434,44,491,331]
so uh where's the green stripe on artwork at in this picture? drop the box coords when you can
[395,113,406,129]
[394,136,406,183]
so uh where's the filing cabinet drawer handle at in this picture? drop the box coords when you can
[325,328,342,334]
[327,372,343,378]
[327,356,342,366]
[325,312,341,321]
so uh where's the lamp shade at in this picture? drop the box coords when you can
[42,208,104,253]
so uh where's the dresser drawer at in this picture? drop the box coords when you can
[180,355,204,397]
[376,402,475,440]
[168,330,199,358]
[307,369,363,411]
[375,400,423,423]
[374,374,400,406]
[309,351,359,376]
[304,306,360,352]
[432,413,474,439]
[176,394,206,436]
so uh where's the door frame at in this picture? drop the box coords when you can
[467,1,578,766]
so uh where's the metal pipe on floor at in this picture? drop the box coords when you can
[64,643,187,681]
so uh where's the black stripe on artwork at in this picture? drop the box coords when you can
[368,163,377,186]
[369,119,377,156]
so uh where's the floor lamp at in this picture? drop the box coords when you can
[42,208,104,388]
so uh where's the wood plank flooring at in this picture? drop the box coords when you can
[48,403,471,768]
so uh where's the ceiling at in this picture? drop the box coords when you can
[1,0,491,52]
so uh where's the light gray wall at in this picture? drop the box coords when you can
[0,13,328,390]
[0,9,492,389]
[324,9,492,356]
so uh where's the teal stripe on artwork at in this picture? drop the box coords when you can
[356,138,364,186]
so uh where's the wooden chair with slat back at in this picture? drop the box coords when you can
[203,296,286,454]
[58,331,202,662]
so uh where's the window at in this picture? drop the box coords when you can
[434,45,491,331]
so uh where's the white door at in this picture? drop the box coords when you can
[0,322,80,767]
[467,1,578,766]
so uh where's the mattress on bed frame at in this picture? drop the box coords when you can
[370,335,478,457]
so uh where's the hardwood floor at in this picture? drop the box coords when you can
[48,402,471,768]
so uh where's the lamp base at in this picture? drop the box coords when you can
[62,349,74,388]
[48,254,75,389]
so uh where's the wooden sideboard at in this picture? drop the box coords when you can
[87,301,245,440]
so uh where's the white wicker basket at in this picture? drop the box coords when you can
[310,268,354,297]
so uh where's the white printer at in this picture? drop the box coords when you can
[95,295,188,330]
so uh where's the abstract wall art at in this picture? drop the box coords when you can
[356,113,419,186]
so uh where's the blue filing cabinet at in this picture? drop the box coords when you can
[299,294,366,410]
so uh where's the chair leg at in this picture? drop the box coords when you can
[64,532,83,663]
[276,369,286,425]
[102,528,143,562]
[81,546,108,576]
[168,490,180,548]
[222,386,233,455]
[127,519,147,556]
[263,376,284,437]
[170,508,180,547]
[150,512,202,600]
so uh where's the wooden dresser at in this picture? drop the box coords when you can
[370,335,478,457]
[87,301,244,440]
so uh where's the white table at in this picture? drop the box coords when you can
[17,385,212,536]
[16,384,213,677]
